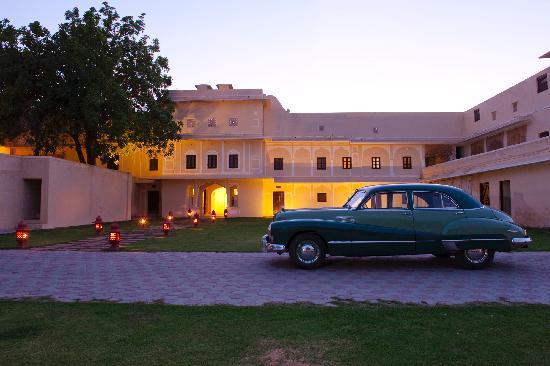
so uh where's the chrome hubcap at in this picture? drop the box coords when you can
[464,249,489,264]
[297,241,320,264]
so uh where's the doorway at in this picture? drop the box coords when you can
[273,191,285,214]
[147,191,160,216]
[203,184,227,216]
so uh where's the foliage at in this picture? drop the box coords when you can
[0,2,180,164]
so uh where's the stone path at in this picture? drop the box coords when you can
[30,223,189,252]
[0,251,549,306]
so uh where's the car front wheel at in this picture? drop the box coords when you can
[289,233,326,270]
[455,248,495,269]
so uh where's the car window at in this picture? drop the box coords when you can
[344,190,369,209]
[413,191,459,209]
[362,191,408,209]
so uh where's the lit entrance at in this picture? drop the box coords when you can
[203,184,227,216]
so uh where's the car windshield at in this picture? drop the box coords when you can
[343,190,368,209]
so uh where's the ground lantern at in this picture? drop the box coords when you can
[15,221,30,249]
[211,210,216,222]
[108,223,121,250]
[193,213,199,227]
[187,209,192,219]
[162,221,171,235]
[224,208,228,219]
[94,216,104,234]
[138,216,148,228]
[167,211,174,222]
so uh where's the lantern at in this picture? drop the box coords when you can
[162,221,171,235]
[15,221,30,249]
[108,223,121,249]
[187,208,192,219]
[94,215,103,234]
[167,211,174,222]
[224,208,228,219]
[211,210,216,222]
[193,213,199,227]
[138,216,147,228]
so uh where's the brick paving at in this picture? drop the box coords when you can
[0,251,549,306]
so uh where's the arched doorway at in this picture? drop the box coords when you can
[203,184,227,216]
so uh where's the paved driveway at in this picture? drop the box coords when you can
[0,251,549,305]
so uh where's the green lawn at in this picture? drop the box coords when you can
[125,218,271,252]
[0,219,164,249]
[525,228,550,251]
[0,301,548,365]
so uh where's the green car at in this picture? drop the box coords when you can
[261,183,532,270]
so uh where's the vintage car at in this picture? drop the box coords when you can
[261,183,532,269]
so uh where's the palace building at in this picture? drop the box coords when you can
[121,65,550,227]
[1,63,549,229]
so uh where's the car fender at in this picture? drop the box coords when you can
[442,217,518,250]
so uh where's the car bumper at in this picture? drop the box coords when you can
[261,234,286,253]
[511,237,532,249]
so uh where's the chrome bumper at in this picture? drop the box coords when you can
[511,237,532,249]
[261,234,286,253]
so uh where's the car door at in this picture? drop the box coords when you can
[341,191,416,256]
[411,190,463,253]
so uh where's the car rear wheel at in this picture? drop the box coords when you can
[289,233,326,270]
[455,248,495,269]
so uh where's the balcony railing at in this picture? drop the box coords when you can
[422,137,550,181]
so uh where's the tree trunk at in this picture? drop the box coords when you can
[85,133,96,165]
[71,134,86,164]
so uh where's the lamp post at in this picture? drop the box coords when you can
[15,221,30,249]
[94,216,104,234]
[211,210,216,222]
[108,223,121,250]
[193,213,199,227]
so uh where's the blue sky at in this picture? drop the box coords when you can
[3,0,550,112]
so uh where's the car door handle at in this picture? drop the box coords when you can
[402,211,412,216]
[336,216,355,223]
[455,211,464,215]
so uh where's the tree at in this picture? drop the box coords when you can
[0,2,180,165]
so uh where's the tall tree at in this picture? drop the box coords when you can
[0,2,180,164]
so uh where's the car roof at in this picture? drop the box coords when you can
[359,183,483,209]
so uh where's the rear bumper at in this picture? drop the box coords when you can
[261,234,286,253]
[511,237,532,249]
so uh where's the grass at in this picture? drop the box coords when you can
[0,301,548,365]
[525,228,550,251]
[0,219,165,250]
[125,218,271,252]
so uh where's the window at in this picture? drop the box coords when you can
[207,118,216,127]
[186,155,196,169]
[507,126,526,146]
[371,157,381,169]
[207,154,217,169]
[471,140,485,156]
[480,182,490,206]
[228,154,238,169]
[228,117,239,127]
[540,131,550,138]
[474,109,480,122]
[317,157,327,170]
[362,192,408,209]
[342,157,352,169]
[230,186,238,207]
[512,101,518,113]
[319,125,325,132]
[456,146,464,159]
[537,73,548,93]
[317,193,327,202]
[499,180,511,215]
[413,191,459,209]
[186,119,196,128]
[149,158,158,171]
[402,156,412,169]
[273,158,283,171]
[486,133,504,151]
[491,111,497,121]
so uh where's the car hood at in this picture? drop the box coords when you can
[490,208,514,223]
[274,207,351,221]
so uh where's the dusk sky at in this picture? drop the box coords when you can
[3,0,550,112]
